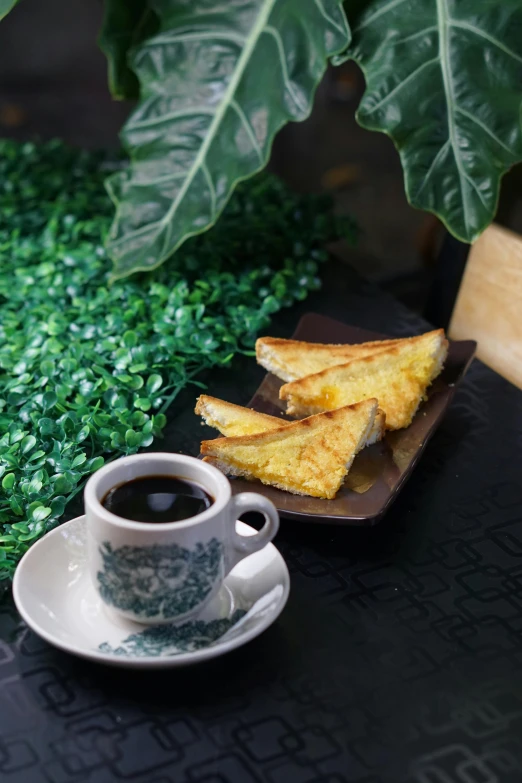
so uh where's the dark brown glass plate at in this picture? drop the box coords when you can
[227,312,476,525]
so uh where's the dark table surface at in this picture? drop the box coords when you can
[1,261,522,783]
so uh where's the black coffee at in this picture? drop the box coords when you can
[102,475,213,523]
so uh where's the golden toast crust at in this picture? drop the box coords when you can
[201,400,378,499]
[195,395,284,437]
[279,330,448,430]
[196,394,385,449]
[256,336,403,382]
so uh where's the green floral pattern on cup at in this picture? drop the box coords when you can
[98,609,247,657]
[97,538,222,619]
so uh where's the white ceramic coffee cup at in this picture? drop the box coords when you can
[84,453,279,625]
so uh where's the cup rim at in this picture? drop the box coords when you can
[84,452,231,531]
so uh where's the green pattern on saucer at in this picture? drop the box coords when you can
[97,538,222,620]
[98,609,247,657]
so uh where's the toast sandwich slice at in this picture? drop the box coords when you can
[256,335,403,382]
[201,399,379,499]
[195,395,284,437]
[195,394,386,447]
[279,329,448,430]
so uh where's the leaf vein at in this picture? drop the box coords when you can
[230,100,263,164]
[148,31,246,48]
[313,0,346,36]
[436,0,471,229]
[363,57,438,115]
[111,219,163,247]
[393,25,438,46]
[263,25,305,113]
[414,140,450,200]
[110,0,280,254]
[450,20,522,65]
[129,107,215,131]
[461,168,489,211]
[131,172,186,188]
[455,106,515,156]
[153,0,278,259]
[201,162,216,217]
[355,0,409,32]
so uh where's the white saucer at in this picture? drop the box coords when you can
[13,515,290,669]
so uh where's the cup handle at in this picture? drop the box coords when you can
[225,492,280,573]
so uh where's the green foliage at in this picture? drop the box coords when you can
[3,1,521,261]
[104,0,350,278]
[0,0,18,22]
[98,0,159,100]
[346,0,522,242]
[0,139,353,580]
[2,1,522,265]
[101,0,522,264]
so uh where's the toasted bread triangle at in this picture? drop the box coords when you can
[279,330,448,430]
[201,400,378,499]
[256,335,404,382]
[195,395,284,437]
[196,394,385,448]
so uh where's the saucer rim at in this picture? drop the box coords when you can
[13,515,290,669]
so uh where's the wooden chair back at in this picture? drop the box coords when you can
[449,223,522,389]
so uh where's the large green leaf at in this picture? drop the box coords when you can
[105,0,350,278]
[99,0,160,100]
[0,0,19,21]
[347,0,522,243]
